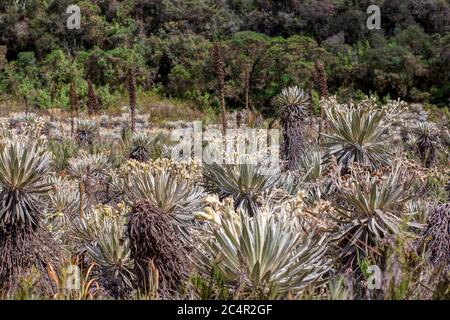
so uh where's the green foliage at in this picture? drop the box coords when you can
[189,266,231,300]
[1,1,449,111]
[48,138,79,173]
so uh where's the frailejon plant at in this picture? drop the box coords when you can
[193,195,330,299]
[203,162,279,216]
[111,159,204,243]
[45,177,85,245]
[86,207,134,298]
[75,120,98,148]
[322,98,404,171]
[276,86,309,170]
[68,151,111,206]
[331,162,422,268]
[129,132,157,162]
[0,140,55,288]
[71,203,134,298]
[421,203,449,267]
[68,151,111,181]
[413,122,440,168]
[295,149,329,205]
[298,149,325,183]
[127,200,189,298]
[113,159,204,220]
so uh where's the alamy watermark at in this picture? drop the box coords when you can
[170,121,280,175]
[367,5,381,30]
[366,265,382,290]
[66,5,81,30]
[66,4,381,31]
[64,265,81,290]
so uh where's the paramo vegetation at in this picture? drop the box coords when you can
[0,93,447,299]
[0,0,448,301]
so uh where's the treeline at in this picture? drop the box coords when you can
[0,0,449,115]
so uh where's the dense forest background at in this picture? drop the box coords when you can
[0,0,449,116]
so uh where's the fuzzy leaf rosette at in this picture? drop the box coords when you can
[193,193,330,298]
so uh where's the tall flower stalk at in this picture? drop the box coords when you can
[212,42,227,134]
